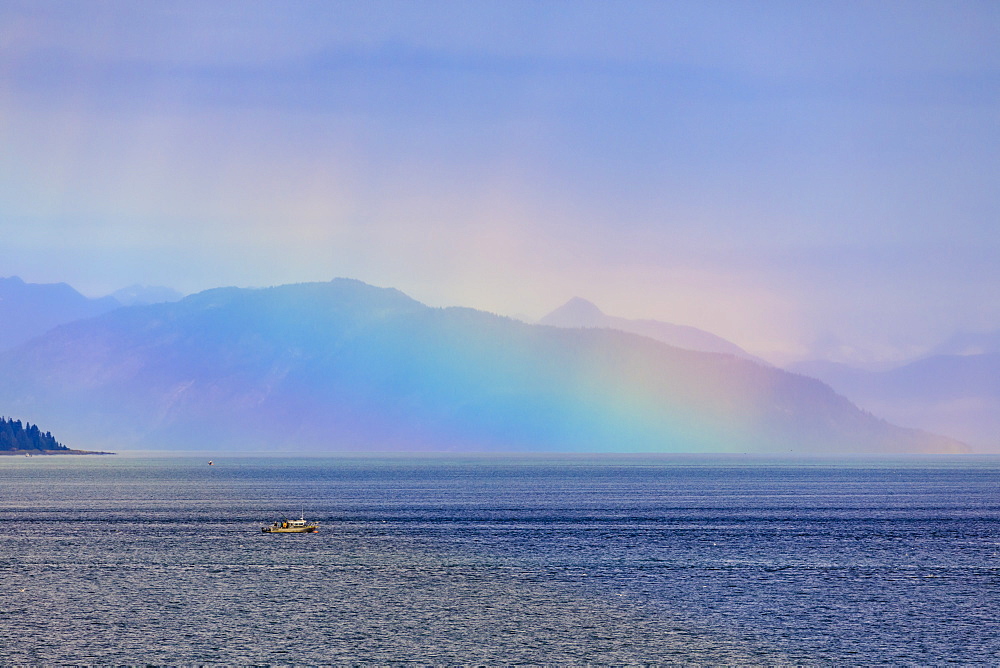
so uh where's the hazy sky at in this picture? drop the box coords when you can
[2,0,998,365]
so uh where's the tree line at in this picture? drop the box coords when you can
[0,417,69,451]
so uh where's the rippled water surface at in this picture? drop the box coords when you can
[1,454,998,664]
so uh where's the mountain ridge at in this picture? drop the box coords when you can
[110,284,185,306]
[540,297,767,365]
[788,354,1000,451]
[0,279,966,454]
[0,276,122,351]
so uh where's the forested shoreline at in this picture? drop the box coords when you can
[1,417,69,451]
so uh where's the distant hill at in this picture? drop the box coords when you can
[931,330,1000,356]
[788,355,1000,452]
[0,276,121,351]
[109,284,184,306]
[540,297,767,364]
[0,279,965,454]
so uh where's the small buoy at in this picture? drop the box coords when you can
[208,461,214,466]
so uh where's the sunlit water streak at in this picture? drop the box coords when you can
[1,454,998,664]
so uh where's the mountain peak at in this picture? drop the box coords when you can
[539,296,763,364]
[540,297,606,327]
[0,277,122,351]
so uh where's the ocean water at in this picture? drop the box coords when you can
[0,455,998,665]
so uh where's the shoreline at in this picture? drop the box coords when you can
[0,448,116,456]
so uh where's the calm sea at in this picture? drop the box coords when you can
[0,454,997,665]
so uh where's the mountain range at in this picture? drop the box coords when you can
[543,295,999,453]
[788,354,1000,452]
[0,279,965,454]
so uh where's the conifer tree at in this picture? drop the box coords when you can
[0,417,69,451]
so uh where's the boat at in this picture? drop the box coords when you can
[262,516,319,533]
